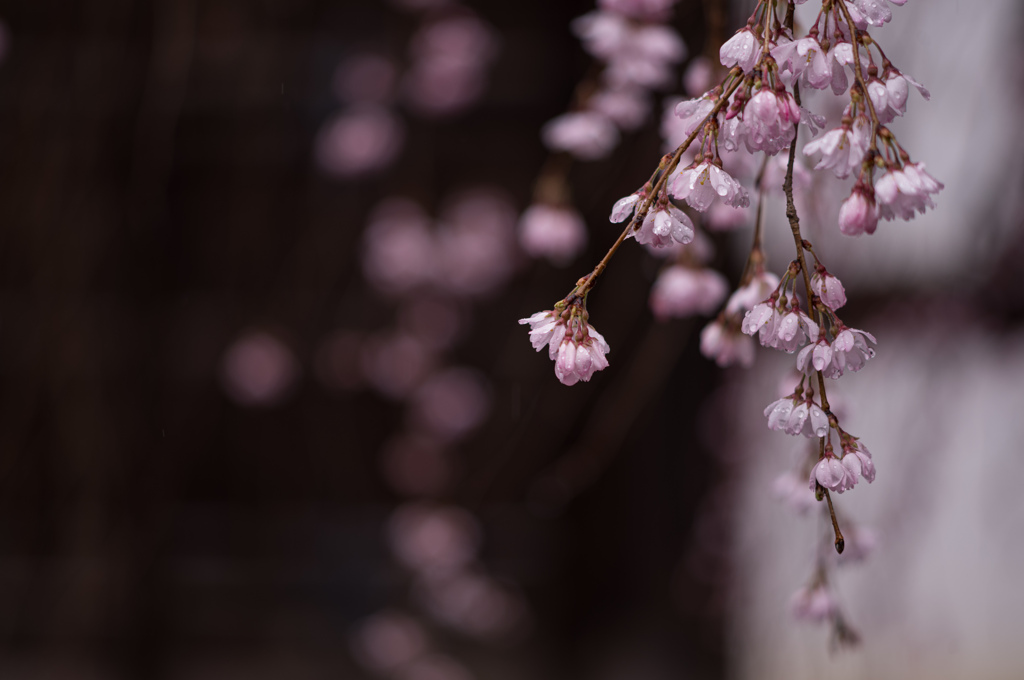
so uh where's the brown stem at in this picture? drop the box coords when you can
[738,155,771,287]
[823,488,845,554]
[834,0,882,146]
[782,83,831,412]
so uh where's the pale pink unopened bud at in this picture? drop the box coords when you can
[553,326,611,386]
[811,269,847,310]
[838,185,878,236]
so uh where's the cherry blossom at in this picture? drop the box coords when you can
[851,0,908,27]
[740,300,781,346]
[884,70,930,116]
[520,309,610,386]
[838,183,879,236]
[840,441,876,484]
[519,310,565,358]
[809,453,858,493]
[797,338,839,378]
[741,88,801,155]
[748,302,818,354]
[772,36,831,89]
[669,161,749,211]
[811,268,847,310]
[874,162,944,221]
[826,42,869,96]
[553,326,611,386]
[719,27,760,73]
[829,326,877,375]
[763,395,798,432]
[673,96,715,140]
[802,116,869,178]
[764,395,829,437]
[630,203,695,247]
[609,192,642,222]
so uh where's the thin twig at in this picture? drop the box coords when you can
[573,72,745,299]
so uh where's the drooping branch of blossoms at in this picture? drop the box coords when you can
[521,0,944,638]
[521,72,743,385]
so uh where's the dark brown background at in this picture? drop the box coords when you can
[0,0,762,677]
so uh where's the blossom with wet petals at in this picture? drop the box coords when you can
[874,162,944,222]
[670,161,749,212]
[719,28,760,73]
[811,268,847,310]
[630,204,695,247]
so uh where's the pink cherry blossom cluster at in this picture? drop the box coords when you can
[519,301,611,386]
[521,0,941,637]
[741,262,876,378]
[738,253,878,493]
[665,0,942,236]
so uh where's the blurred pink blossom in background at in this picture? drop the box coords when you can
[315,107,405,178]
[220,331,299,407]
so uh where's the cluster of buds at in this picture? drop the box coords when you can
[744,260,876,376]
[741,254,877,483]
[519,294,610,387]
